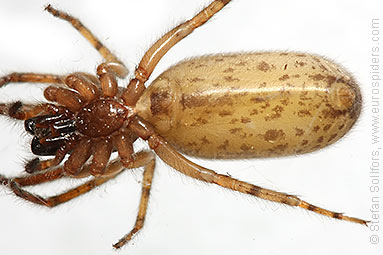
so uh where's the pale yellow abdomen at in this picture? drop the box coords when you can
[136,52,361,158]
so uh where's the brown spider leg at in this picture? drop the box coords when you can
[0,167,65,187]
[0,72,64,88]
[113,152,155,249]
[0,151,154,209]
[64,73,100,103]
[26,150,65,174]
[64,138,92,175]
[114,132,137,166]
[25,138,77,174]
[0,163,122,208]
[97,63,119,98]
[88,137,114,176]
[129,117,369,226]
[0,72,65,119]
[44,5,128,78]
[122,0,231,106]
[0,102,62,120]
[44,86,84,112]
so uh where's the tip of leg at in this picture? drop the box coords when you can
[343,215,370,226]
[44,4,57,16]
[8,101,22,118]
[44,4,51,11]
[112,241,123,250]
[0,175,9,186]
[113,237,130,250]
[0,76,10,87]
[25,158,40,174]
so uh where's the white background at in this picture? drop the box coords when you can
[0,0,381,254]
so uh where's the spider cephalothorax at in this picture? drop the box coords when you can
[18,68,141,177]
[23,94,136,176]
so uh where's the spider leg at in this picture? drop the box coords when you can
[0,102,63,120]
[129,117,369,226]
[63,138,92,175]
[122,0,231,106]
[0,172,118,208]
[1,167,65,187]
[0,75,64,119]
[44,5,128,78]
[0,72,64,88]
[64,73,101,103]
[88,137,114,176]
[0,151,153,208]
[44,72,105,111]
[25,155,64,174]
[44,86,84,112]
[25,138,77,174]
[113,151,155,249]
[114,131,136,166]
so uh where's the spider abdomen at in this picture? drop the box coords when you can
[76,99,129,137]
[136,52,361,158]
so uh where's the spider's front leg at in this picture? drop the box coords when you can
[45,5,125,66]
[0,73,64,88]
[0,73,98,122]
[0,72,66,119]
[44,5,129,87]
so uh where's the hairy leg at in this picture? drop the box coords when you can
[0,73,64,88]
[129,117,368,226]
[64,73,100,102]
[44,86,84,112]
[25,140,77,174]
[113,151,156,249]
[0,102,62,120]
[64,138,92,175]
[122,0,231,105]
[0,151,153,208]
[45,5,128,78]
[0,168,65,187]
[88,138,113,176]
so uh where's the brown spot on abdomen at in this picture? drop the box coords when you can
[264,129,286,142]
[219,110,233,117]
[279,74,290,81]
[295,128,304,136]
[241,117,251,123]
[150,91,171,115]
[257,61,270,72]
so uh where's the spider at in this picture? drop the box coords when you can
[0,0,367,250]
